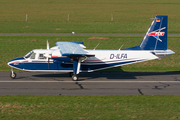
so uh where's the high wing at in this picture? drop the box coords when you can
[56,42,94,57]
[55,42,95,79]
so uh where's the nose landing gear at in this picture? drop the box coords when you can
[10,68,16,79]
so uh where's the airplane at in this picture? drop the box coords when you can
[7,15,175,81]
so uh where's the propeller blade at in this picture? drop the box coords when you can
[47,40,49,50]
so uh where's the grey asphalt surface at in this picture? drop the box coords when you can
[0,72,180,95]
[0,33,180,36]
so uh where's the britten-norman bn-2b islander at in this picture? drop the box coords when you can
[8,15,174,81]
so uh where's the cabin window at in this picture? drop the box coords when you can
[30,53,36,59]
[38,53,46,59]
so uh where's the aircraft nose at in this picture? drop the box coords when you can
[7,57,25,67]
[7,60,15,67]
[7,61,11,66]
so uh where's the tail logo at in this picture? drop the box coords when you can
[148,27,166,42]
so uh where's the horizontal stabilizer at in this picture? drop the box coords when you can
[151,49,175,58]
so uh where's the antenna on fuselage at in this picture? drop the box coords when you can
[119,44,124,50]
[93,43,100,50]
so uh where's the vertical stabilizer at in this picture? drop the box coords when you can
[140,15,167,50]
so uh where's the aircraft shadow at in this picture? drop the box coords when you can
[32,71,180,81]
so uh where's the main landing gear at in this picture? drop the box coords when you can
[69,72,78,81]
[72,74,78,81]
[10,68,16,79]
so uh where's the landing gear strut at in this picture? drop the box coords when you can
[10,68,16,79]
[72,74,78,81]
[69,72,74,77]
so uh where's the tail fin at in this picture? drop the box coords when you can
[124,15,168,50]
[140,15,167,50]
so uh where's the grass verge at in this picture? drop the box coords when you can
[0,21,179,34]
[0,0,180,33]
[0,95,180,120]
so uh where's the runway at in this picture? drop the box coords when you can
[0,72,180,95]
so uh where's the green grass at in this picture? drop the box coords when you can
[0,95,180,120]
[0,36,178,72]
[0,0,180,33]
[0,22,152,33]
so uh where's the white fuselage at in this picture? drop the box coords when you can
[7,47,173,73]
[82,49,158,71]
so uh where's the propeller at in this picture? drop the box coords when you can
[44,40,52,69]
[47,40,49,50]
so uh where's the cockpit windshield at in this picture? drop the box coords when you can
[24,51,34,59]
[30,53,36,59]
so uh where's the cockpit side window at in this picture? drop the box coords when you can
[30,53,36,59]
[38,53,46,59]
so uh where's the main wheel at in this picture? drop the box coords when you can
[72,74,78,81]
[69,72,74,77]
[10,72,16,79]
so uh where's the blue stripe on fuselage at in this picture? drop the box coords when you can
[12,59,146,72]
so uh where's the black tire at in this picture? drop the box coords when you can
[10,72,16,79]
[72,74,78,81]
[69,72,74,77]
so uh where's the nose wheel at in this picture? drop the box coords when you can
[10,68,16,79]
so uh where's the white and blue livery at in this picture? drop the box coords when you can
[8,15,175,81]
